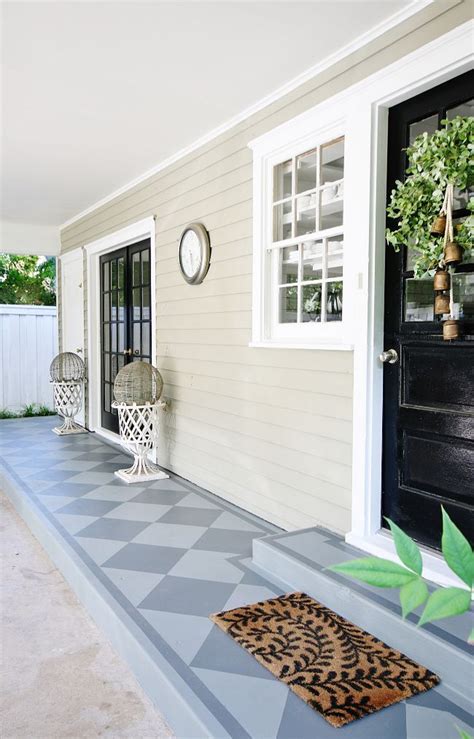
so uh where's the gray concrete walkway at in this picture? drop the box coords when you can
[0,492,174,739]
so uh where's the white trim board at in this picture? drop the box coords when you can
[249,19,472,587]
[84,217,156,439]
[59,0,436,231]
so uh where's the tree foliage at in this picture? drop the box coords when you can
[0,254,56,305]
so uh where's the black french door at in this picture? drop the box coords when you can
[100,240,152,433]
[382,71,474,551]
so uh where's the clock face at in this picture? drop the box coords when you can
[178,223,211,284]
[180,229,201,279]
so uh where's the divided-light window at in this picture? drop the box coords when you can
[271,137,344,325]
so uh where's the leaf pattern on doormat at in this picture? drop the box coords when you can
[211,591,440,727]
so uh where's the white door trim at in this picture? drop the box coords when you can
[346,21,472,588]
[84,216,156,441]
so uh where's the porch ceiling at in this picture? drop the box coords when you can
[1,1,411,229]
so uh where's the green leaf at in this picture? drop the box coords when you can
[455,727,473,739]
[329,557,418,588]
[441,507,474,588]
[418,587,471,627]
[399,578,429,618]
[385,518,423,575]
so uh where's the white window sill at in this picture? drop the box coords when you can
[249,341,354,351]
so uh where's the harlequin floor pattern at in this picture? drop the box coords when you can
[1,418,472,739]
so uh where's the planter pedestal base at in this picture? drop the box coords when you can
[113,400,169,484]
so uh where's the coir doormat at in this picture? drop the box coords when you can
[210,592,439,727]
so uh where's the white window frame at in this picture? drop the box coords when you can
[249,103,358,351]
[249,19,473,587]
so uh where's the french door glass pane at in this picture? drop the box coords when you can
[132,252,141,286]
[302,284,322,322]
[103,262,110,291]
[118,257,125,288]
[142,250,150,284]
[142,323,150,356]
[446,99,474,119]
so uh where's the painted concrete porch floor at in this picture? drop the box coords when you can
[0,417,472,739]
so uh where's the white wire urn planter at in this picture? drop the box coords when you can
[50,352,88,435]
[112,361,169,484]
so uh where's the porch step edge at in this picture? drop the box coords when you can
[252,534,472,711]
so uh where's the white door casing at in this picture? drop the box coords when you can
[60,249,85,425]
[84,217,156,443]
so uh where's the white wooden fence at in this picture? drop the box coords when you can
[0,305,58,412]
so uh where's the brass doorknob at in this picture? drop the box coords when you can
[123,348,132,356]
[379,348,398,364]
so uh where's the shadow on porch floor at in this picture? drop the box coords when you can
[0,417,472,739]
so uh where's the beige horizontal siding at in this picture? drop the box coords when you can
[60,0,469,532]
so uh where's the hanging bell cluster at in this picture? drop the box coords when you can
[431,184,463,340]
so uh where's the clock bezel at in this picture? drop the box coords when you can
[178,222,211,285]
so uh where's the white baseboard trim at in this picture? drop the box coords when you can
[346,530,467,590]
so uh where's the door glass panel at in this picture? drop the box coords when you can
[111,290,118,320]
[142,289,150,320]
[404,277,434,322]
[273,159,292,201]
[118,323,124,353]
[103,324,110,352]
[104,384,111,413]
[132,252,141,286]
[452,273,474,320]
[104,354,110,382]
[279,285,298,323]
[103,262,110,292]
[327,282,343,321]
[320,138,344,184]
[296,149,317,194]
[142,250,150,284]
[279,246,298,284]
[133,322,141,352]
[142,323,150,355]
[103,292,110,322]
[111,261,117,290]
[302,284,322,322]
[132,288,141,320]
[408,113,438,144]
[111,324,117,352]
[446,99,474,119]
[118,257,125,289]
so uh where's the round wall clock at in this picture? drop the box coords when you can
[178,222,211,285]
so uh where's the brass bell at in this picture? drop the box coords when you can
[434,293,450,315]
[430,215,446,236]
[444,241,463,266]
[433,269,450,291]
[443,319,460,341]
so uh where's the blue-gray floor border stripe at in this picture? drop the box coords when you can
[0,458,252,739]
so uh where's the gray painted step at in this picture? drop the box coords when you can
[252,527,473,712]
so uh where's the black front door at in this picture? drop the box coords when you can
[100,240,152,434]
[382,72,474,550]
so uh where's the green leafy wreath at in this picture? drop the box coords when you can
[386,116,474,278]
